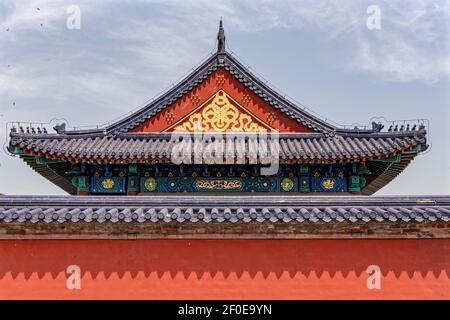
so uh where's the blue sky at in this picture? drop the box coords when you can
[0,0,449,195]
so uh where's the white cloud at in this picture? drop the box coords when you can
[353,34,450,83]
[226,0,450,83]
[1,0,448,109]
[349,0,450,83]
[1,0,63,31]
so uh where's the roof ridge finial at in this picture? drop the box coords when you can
[217,18,226,53]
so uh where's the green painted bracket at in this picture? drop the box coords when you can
[129,164,138,174]
[299,165,309,174]
[412,144,422,153]
[373,154,401,163]
[349,175,361,192]
[35,156,66,165]
[14,147,29,155]
[128,176,140,192]
[71,177,79,188]
[299,176,310,192]
[71,176,89,192]
[78,176,89,191]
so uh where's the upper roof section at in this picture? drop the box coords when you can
[8,21,429,163]
[102,21,337,136]
[9,21,429,139]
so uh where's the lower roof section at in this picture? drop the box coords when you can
[0,195,449,239]
[10,131,426,163]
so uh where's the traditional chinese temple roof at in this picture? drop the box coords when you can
[10,132,425,162]
[0,195,448,239]
[7,21,429,195]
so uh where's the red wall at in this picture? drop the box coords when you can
[0,239,449,300]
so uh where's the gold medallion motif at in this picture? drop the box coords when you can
[322,179,335,190]
[166,90,272,132]
[144,178,157,192]
[102,179,115,190]
[281,178,294,192]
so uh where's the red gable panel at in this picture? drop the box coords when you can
[129,68,315,133]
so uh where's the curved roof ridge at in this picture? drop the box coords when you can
[100,50,339,136]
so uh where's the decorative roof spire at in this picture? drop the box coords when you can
[217,19,226,53]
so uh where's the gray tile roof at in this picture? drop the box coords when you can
[1,195,448,224]
[9,131,426,162]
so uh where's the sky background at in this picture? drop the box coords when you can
[0,0,449,195]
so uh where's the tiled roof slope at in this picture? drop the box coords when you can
[0,195,448,239]
[1,195,448,223]
[9,131,426,163]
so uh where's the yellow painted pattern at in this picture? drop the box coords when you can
[165,90,272,132]
[195,179,243,190]
[102,179,115,190]
[322,179,335,190]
